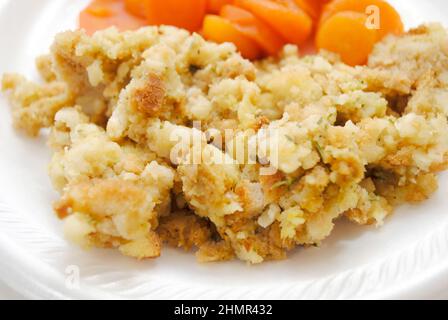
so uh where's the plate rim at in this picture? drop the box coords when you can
[1,199,448,300]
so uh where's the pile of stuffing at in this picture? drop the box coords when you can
[2,24,448,263]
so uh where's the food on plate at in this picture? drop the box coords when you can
[233,0,313,46]
[143,0,207,32]
[202,14,264,60]
[316,0,403,65]
[80,0,146,35]
[78,0,403,64]
[2,22,448,263]
[319,0,404,39]
[124,0,146,19]
[316,11,378,66]
[219,5,285,56]
[207,0,234,14]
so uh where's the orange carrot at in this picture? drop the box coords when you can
[300,37,318,56]
[293,0,323,20]
[220,4,254,25]
[234,0,313,46]
[320,0,404,39]
[144,0,207,32]
[207,0,233,14]
[202,15,263,60]
[316,11,378,66]
[80,0,146,35]
[124,0,146,19]
[220,5,285,56]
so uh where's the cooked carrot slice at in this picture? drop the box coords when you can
[319,0,403,39]
[220,5,285,56]
[124,0,146,18]
[316,11,378,66]
[202,15,263,60]
[144,0,207,32]
[80,0,146,35]
[220,4,254,25]
[234,0,313,46]
[293,0,323,20]
[207,0,234,14]
[300,37,318,56]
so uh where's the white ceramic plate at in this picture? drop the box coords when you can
[1,0,448,300]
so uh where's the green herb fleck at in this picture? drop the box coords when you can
[271,177,299,191]
[314,141,325,159]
